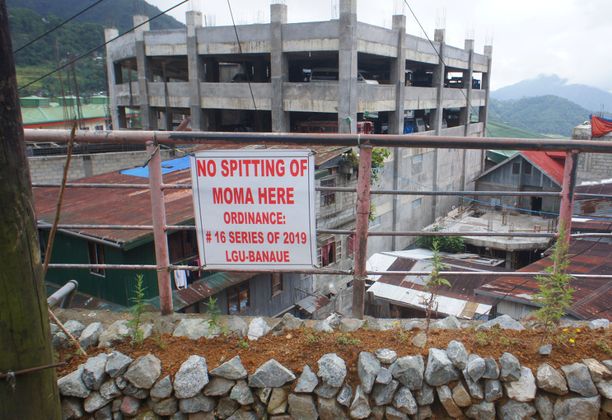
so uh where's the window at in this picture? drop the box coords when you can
[271,273,283,297]
[347,234,355,258]
[168,230,198,263]
[320,178,336,207]
[523,163,532,174]
[319,240,337,266]
[411,154,423,174]
[512,162,520,174]
[88,242,105,277]
[95,125,104,131]
[228,282,250,314]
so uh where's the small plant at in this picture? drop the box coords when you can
[596,339,612,357]
[336,334,361,346]
[127,274,146,346]
[474,331,490,347]
[554,327,581,348]
[152,333,167,350]
[534,227,574,337]
[422,240,451,338]
[237,338,250,350]
[205,297,221,330]
[305,332,320,345]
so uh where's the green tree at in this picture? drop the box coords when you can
[423,240,451,337]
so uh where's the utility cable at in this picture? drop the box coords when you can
[18,0,189,92]
[13,0,106,53]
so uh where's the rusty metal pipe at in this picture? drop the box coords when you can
[46,280,78,308]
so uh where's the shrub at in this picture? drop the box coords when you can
[127,274,146,346]
[417,225,465,253]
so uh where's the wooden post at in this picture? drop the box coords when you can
[558,151,578,244]
[0,1,61,417]
[352,145,372,319]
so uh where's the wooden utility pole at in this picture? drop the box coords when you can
[0,1,61,418]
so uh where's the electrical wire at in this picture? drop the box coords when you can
[13,0,106,53]
[17,0,189,92]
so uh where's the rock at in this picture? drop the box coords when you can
[561,363,598,397]
[294,365,318,393]
[84,391,111,413]
[431,316,461,329]
[83,353,108,390]
[376,367,392,384]
[596,379,612,398]
[278,312,304,330]
[314,319,334,333]
[499,352,521,382]
[216,397,238,418]
[61,397,84,419]
[581,358,611,382]
[226,410,257,420]
[124,354,161,390]
[114,375,127,390]
[372,379,399,406]
[120,396,141,417]
[58,366,91,398]
[535,394,554,420]
[604,360,612,371]
[339,318,364,333]
[98,320,130,348]
[375,348,397,364]
[267,388,288,415]
[287,394,317,419]
[230,380,254,405]
[224,316,249,337]
[499,400,536,420]
[390,355,424,390]
[357,351,381,393]
[415,405,433,420]
[317,353,346,388]
[505,366,536,402]
[465,401,495,420]
[80,322,104,348]
[249,359,296,388]
[464,373,484,400]
[256,387,272,404]
[314,383,340,398]
[452,382,472,407]
[370,406,385,420]
[203,377,235,396]
[174,355,209,398]
[536,363,568,395]
[411,332,427,348]
[152,397,178,416]
[446,340,468,370]
[64,320,86,337]
[385,406,408,420]
[325,313,342,327]
[210,356,248,380]
[425,349,459,386]
[178,394,216,413]
[393,386,418,415]
[150,375,173,400]
[99,379,121,400]
[152,314,180,336]
[318,397,348,420]
[173,319,219,339]
[415,383,434,405]
[466,354,486,382]
[588,318,609,330]
[553,396,600,420]
[539,344,552,356]
[336,384,352,407]
[138,323,153,341]
[483,358,499,379]
[349,385,371,419]
[603,398,612,416]
[477,314,525,331]
[437,385,463,418]
[247,317,271,340]
[105,351,133,378]
[96,405,113,420]
[123,382,149,399]
[484,379,502,402]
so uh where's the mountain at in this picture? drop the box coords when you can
[486,120,547,139]
[492,74,612,113]
[488,95,590,138]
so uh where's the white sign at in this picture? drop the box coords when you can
[190,149,317,270]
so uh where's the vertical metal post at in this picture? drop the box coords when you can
[147,141,173,315]
[352,145,372,319]
[558,151,579,244]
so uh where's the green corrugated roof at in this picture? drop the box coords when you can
[21,103,111,125]
[486,150,517,164]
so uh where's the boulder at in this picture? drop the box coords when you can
[152,397,178,416]
[349,385,371,419]
[504,366,536,402]
[390,355,424,390]
[376,367,392,384]
[294,365,318,393]
[431,316,461,330]
[287,394,317,419]
[411,332,427,348]
[424,349,458,386]
[267,388,288,415]
[553,396,600,420]
[64,320,86,337]
[99,379,120,400]
[178,394,216,413]
[124,354,161,389]
[173,319,219,339]
[58,366,91,398]
[98,320,130,348]
[581,358,611,383]
[371,379,399,406]
[466,354,486,382]
[314,383,340,399]
[535,394,554,420]
[336,383,352,407]
[415,383,434,406]
[79,322,104,348]
[210,355,248,380]
[561,363,598,397]
[451,382,472,407]
[499,352,521,382]
[393,386,418,415]
[203,377,235,396]
[446,340,468,370]
[82,353,108,390]
[536,363,568,395]
[499,400,536,420]
[484,379,502,402]
[464,373,484,400]
[318,397,348,420]
[339,318,364,333]
[278,312,304,330]
[317,353,346,388]
[374,348,397,365]
[482,358,499,379]
[105,351,132,378]
[596,379,612,399]
[587,318,609,330]
[249,359,296,388]
[216,397,239,418]
[465,401,495,420]
[61,397,84,420]
[436,385,463,418]
[247,317,271,341]
[476,314,524,331]
[120,396,141,417]
[357,351,381,393]
[83,391,111,413]
[539,344,552,356]
[385,406,408,420]
[150,375,173,400]
[174,355,209,398]
[230,380,254,405]
[224,316,249,337]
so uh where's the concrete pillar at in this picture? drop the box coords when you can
[479,45,493,133]
[338,0,357,133]
[134,15,156,129]
[460,39,475,195]
[186,11,204,130]
[390,14,406,250]
[270,3,289,132]
[430,28,446,134]
[104,28,121,129]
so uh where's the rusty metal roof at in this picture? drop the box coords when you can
[172,272,257,311]
[33,145,348,247]
[476,240,612,320]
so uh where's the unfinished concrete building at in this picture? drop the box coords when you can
[104,0,493,256]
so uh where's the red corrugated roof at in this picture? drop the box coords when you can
[519,151,565,185]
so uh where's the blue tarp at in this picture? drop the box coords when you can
[121,156,191,178]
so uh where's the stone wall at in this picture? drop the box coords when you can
[54,313,612,419]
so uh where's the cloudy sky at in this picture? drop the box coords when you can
[147,0,612,92]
